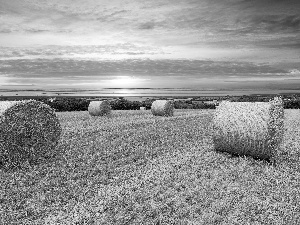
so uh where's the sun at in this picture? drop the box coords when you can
[109,76,140,87]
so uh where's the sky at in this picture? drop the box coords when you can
[0,0,300,93]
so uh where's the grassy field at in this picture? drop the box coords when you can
[1,109,300,224]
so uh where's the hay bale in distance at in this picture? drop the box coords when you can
[88,100,111,116]
[151,100,174,116]
[212,97,284,162]
[0,100,62,168]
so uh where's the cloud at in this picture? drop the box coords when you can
[108,9,129,17]
[1,55,300,90]
[253,36,300,49]
[138,21,155,30]
[0,0,299,65]
[249,15,300,33]
[0,29,12,33]
[0,0,299,35]
[288,69,300,75]
[25,28,50,33]
[0,44,165,59]
[0,58,291,81]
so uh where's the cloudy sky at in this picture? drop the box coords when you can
[0,0,299,93]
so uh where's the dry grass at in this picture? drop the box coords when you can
[0,100,61,169]
[1,109,300,224]
[88,101,111,116]
[151,100,174,116]
[212,97,284,162]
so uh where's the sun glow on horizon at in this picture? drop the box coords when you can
[107,76,146,88]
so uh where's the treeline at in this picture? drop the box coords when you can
[40,98,216,112]
[284,100,300,109]
[1,96,300,111]
[0,97,216,112]
[174,101,216,109]
[52,99,300,111]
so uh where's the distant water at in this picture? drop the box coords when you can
[1,88,299,97]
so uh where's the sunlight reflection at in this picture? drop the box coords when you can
[108,76,143,88]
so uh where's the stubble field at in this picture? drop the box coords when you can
[1,109,300,224]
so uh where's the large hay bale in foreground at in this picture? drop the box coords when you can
[88,100,111,116]
[0,100,62,168]
[212,97,284,162]
[151,100,174,116]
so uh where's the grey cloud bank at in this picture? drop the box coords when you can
[0,0,299,92]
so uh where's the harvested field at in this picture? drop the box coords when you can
[1,109,300,224]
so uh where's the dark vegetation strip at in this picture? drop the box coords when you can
[3,94,300,112]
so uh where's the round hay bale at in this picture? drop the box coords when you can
[212,97,284,162]
[88,100,111,116]
[151,100,174,116]
[0,100,62,168]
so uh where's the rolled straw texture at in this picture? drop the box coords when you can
[88,101,111,116]
[212,97,284,161]
[151,100,174,116]
[0,100,62,167]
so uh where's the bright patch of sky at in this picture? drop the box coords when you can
[0,0,299,91]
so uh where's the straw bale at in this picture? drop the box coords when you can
[151,100,174,116]
[88,100,111,116]
[212,97,284,161]
[0,100,62,168]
